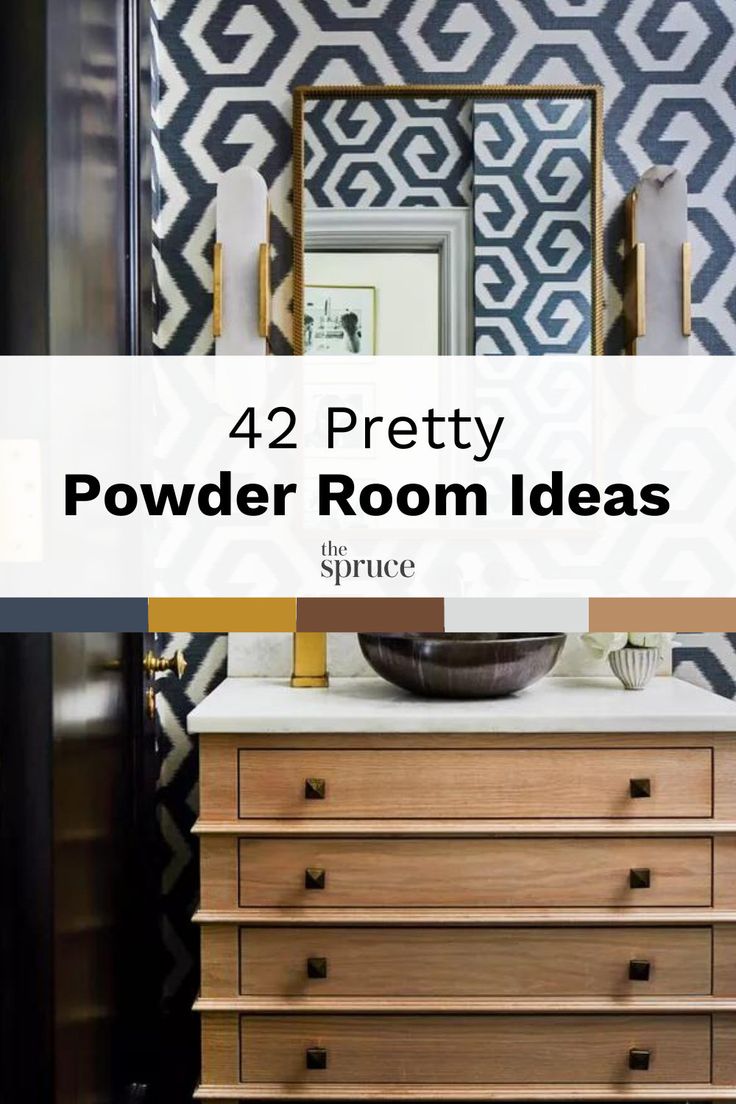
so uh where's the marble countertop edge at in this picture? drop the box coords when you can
[187,675,736,734]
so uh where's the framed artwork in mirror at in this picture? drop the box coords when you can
[304,284,376,355]
[293,84,603,357]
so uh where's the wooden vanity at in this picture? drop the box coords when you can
[189,675,736,1101]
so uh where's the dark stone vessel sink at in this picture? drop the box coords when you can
[358,633,566,699]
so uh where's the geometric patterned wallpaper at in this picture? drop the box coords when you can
[152,0,736,357]
[304,96,472,208]
[154,630,226,1098]
[473,97,592,353]
[304,92,595,353]
[674,633,736,699]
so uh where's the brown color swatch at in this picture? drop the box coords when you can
[148,597,296,632]
[589,598,736,631]
[296,597,444,632]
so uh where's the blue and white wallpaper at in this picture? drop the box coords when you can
[473,97,592,354]
[152,0,736,356]
[302,92,594,353]
[305,96,472,209]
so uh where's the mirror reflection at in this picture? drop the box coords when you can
[296,88,601,356]
[305,253,439,355]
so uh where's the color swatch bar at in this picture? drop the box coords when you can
[1,597,736,632]
[445,598,588,632]
[147,597,736,631]
[297,598,443,632]
[147,597,296,632]
[0,598,148,631]
[587,598,736,632]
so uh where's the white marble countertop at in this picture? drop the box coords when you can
[187,675,736,734]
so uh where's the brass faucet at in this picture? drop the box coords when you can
[291,632,328,688]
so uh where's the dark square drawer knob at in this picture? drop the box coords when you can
[306,1047,328,1070]
[629,867,651,889]
[629,1048,651,1071]
[630,778,651,799]
[307,957,328,979]
[629,959,651,982]
[305,778,326,800]
[305,867,326,890]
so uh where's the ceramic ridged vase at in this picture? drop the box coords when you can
[608,646,659,690]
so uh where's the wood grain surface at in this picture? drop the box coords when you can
[236,748,712,820]
[208,837,713,910]
[200,925,712,999]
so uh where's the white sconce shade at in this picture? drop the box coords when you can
[214,166,270,355]
[624,166,691,355]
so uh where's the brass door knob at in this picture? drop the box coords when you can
[305,778,326,800]
[629,959,651,981]
[143,650,187,679]
[629,1048,651,1071]
[629,867,651,889]
[307,957,328,979]
[305,867,326,890]
[630,778,651,798]
[306,1047,328,1070]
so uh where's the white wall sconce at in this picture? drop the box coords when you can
[213,167,270,354]
[624,166,691,355]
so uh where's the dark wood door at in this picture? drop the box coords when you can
[0,632,161,1104]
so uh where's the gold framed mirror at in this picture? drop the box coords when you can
[293,84,603,356]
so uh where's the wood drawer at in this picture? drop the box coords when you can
[202,926,713,998]
[236,748,712,820]
[235,1014,710,1084]
[199,837,712,910]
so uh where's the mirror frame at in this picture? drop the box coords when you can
[293,84,603,356]
[304,207,471,354]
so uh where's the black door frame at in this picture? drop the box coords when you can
[126,0,154,355]
[0,2,158,1095]
[0,635,55,1102]
[0,633,162,1103]
[0,0,152,355]
[117,631,162,1098]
